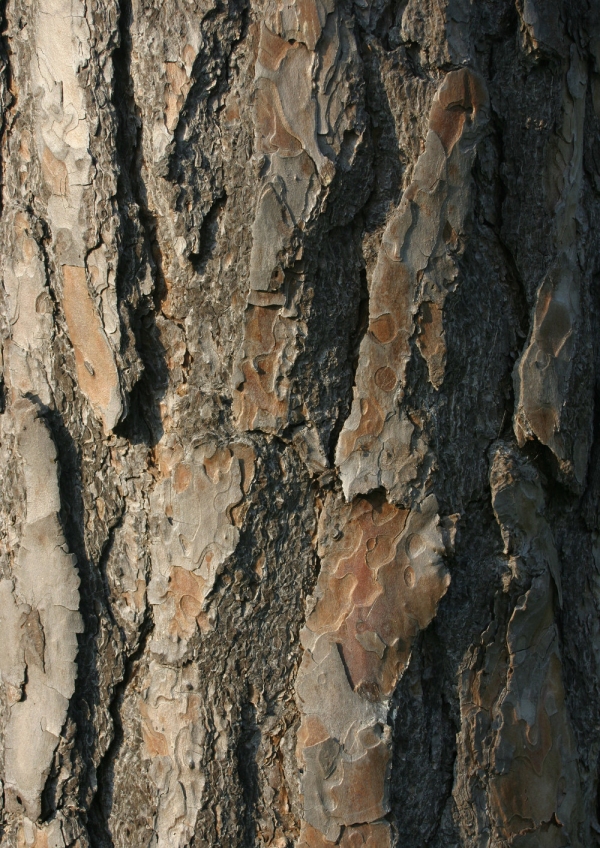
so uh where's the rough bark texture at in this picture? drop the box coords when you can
[0,0,599,846]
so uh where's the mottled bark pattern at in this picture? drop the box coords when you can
[0,0,599,847]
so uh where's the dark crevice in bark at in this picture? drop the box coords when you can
[596,744,600,839]
[474,103,531,454]
[485,85,531,334]
[356,35,403,231]
[87,608,155,848]
[582,379,600,530]
[168,0,250,182]
[166,0,249,298]
[0,0,12,221]
[111,0,168,448]
[35,213,58,314]
[389,626,458,848]
[79,1,162,840]
[327,262,369,466]
[26,400,109,828]
[302,30,404,467]
[484,5,520,81]
[186,442,316,839]
[237,699,260,846]
[86,496,155,843]
[0,11,40,410]
[320,27,406,468]
[189,190,228,274]
[490,221,530,346]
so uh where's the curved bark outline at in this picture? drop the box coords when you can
[336,68,489,504]
[454,442,582,847]
[0,400,82,822]
[233,0,361,436]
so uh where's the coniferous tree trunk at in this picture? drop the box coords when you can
[0,0,599,846]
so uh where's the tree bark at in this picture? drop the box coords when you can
[0,0,599,846]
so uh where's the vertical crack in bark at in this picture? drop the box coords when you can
[0,0,11,222]
[111,0,168,447]
[326,265,370,468]
[237,698,260,846]
[88,598,154,848]
[508,21,592,490]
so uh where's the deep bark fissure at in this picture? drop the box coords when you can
[87,606,155,848]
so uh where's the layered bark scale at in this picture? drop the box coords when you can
[336,68,488,502]
[233,1,362,441]
[0,0,599,846]
[0,401,82,823]
[32,0,125,431]
[454,444,581,847]
[296,494,451,846]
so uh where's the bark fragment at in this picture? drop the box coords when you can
[336,68,489,503]
[139,662,207,848]
[148,439,255,662]
[1,401,82,822]
[295,493,451,843]
[233,1,362,434]
[32,0,125,431]
[454,443,582,847]
[513,47,589,486]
